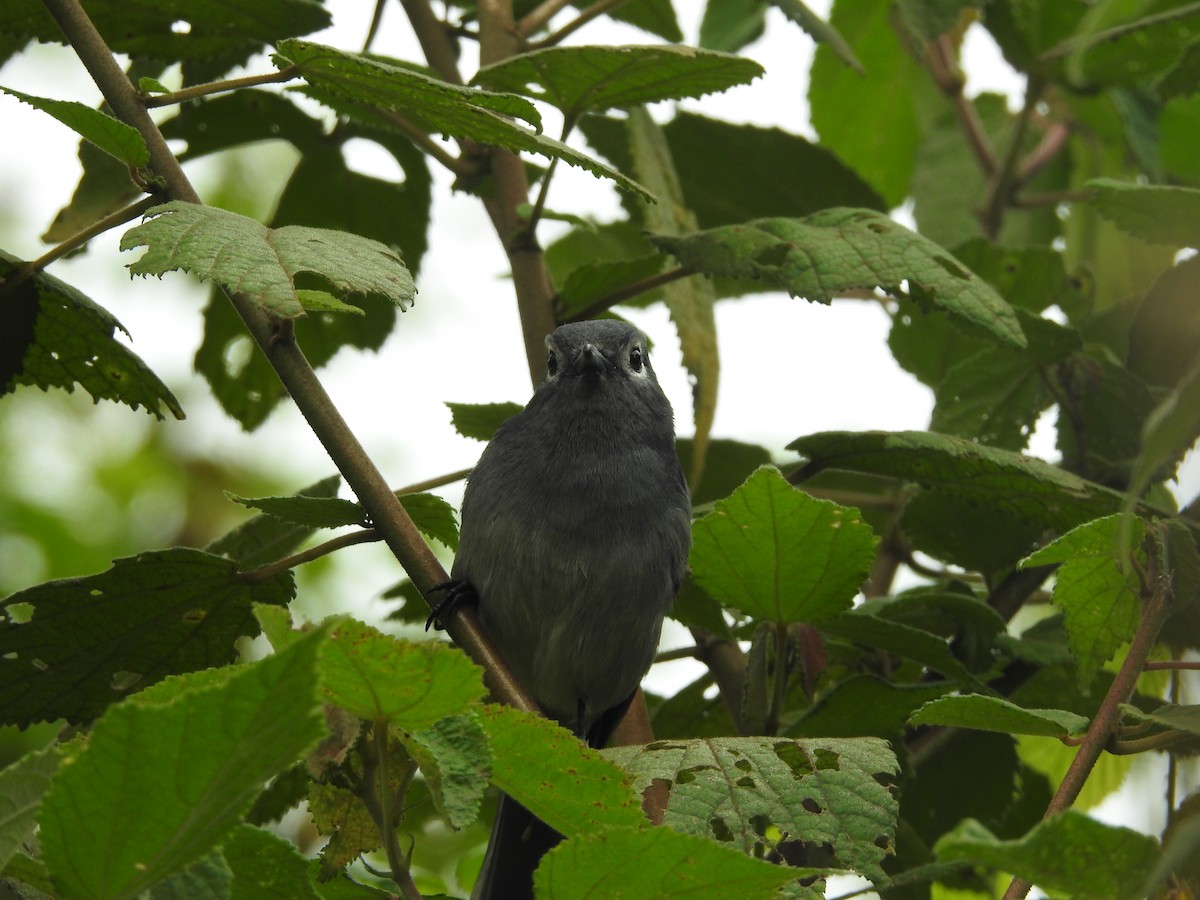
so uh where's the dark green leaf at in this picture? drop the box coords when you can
[1128,255,1200,389]
[404,714,491,830]
[208,476,341,569]
[222,824,321,900]
[935,813,1160,900]
[121,202,416,320]
[1161,94,1200,185]
[0,86,147,166]
[699,0,768,52]
[651,211,1027,348]
[397,492,460,551]
[909,695,1089,736]
[788,675,949,739]
[0,745,59,870]
[821,611,988,689]
[446,401,522,442]
[38,627,327,900]
[0,548,294,726]
[774,0,864,73]
[901,489,1046,575]
[0,253,183,420]
[690,467,878,624]
[472,45,762,118]
[228,493,367,529]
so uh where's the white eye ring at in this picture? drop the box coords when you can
[628,345,650,378]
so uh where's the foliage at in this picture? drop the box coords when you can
[1,1,1199,899]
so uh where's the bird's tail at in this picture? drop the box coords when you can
[471,792,561,900]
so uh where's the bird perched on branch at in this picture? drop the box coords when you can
[435,319,692,899]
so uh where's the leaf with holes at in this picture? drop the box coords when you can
[651,210,1026,348]
[605,735,899,884]
[121,201,415,319]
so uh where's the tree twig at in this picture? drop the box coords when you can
[981,77,1044,239]
[142,66,300,107]
[398,0,464,85]
[238,529,382,584]
[926,34,996,177]
[563,265,694,322]
[528,0,631,50]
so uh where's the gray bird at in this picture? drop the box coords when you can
[436,319,692,899]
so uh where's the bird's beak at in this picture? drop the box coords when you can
[579,343,606,373]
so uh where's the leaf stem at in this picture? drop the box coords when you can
[0,194,159,301]
[40,0,537,716]
[926,35,996,177]
[519,0,572,36]
[237,529,382,584]
[398,0,464,85]
[1000,529,1173,900]
[563,265,695,322]
[142,66,301,108]
[981,76,1044,239]
[528,0,632,50]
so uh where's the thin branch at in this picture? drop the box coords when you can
[1106,729,1193,755]
[1016,120,1071,184]
[691,627,747,735]
[518,0,573,36]
[396,466,473,496]
[398,0,464,85]
[926,34,996,177]
[362,0,388,53]
[372,107,478,176]
[1142,660,1200,671]
[981,77,1044,240]
[1001,531,1174,900]
[40,0,536,717]
[238,529,382,584]
[528,0,632,50]
[654,645,700,664]
[0,194,159,300]
[143,65,300,107]
[563,265,694,322]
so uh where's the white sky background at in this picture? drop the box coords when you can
[1,0,1196,873]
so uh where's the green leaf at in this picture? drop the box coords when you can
[935,813,1160,900]
[404,714,491,830]
[606,735,899,883]
[121,201,415,320]
[473,44,762,119]
[228,492,368,529]
[446,401,522,442]
[0,86,148,166]
[479,705,644,837]
[0,253,184,420]
[208,476,342,568]
[1122,702,1200,738]
[318,618,485,731]
[1128,366,1200,519]
[820,611,988,689]
[397,492,460,551]
[275,40,652,200]
[1088,178,1200,247]
[0,746,59,870]
[789,676,949,739]
[222,823,322,900]
[774,0,864,74]
[557,253,667,318]
[1021,514,1146,689]
[0,548,294,726]
[650,210,1027,349]
[38,627,328,900]
[789,430,1126,532]
[1128,254,1200,390]
[689,466,878,624]
[900,489,1046,575]
[909,695,1089,736]
[808,0,923,206]
[699,0,767,52]
[1161,93,1200,184]
[1059,1,1200,89]
[536,826,800,900]
[295,290,365,316]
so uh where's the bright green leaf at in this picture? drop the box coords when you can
[0,86,148,166]
[909,695,1089,736]
[606,735,899,883]
[38,627,328,900]
[0,746,59,870]
[121,201,415,320]
[0,548,294,726]
[396,492,460,551]
[222,823,322,900]
[689,466,878,624]
[404,713,491,829]
[935,813,1160,900]
[651,210,1027,348]
[227,492,367,529]
[446,401,523,442]
[1089,178,1200,247]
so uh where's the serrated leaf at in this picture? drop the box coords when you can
[690,466,878,624]
[1088,178,1200,247]
[0,746,59,870]
[0,548,294,726]
[121,201,415,319]
[1128,362,1200,506]
[1022,514,1146,689]
[319,618,485,730]
[228,492,368,529]
[404,714,490,829]
[446,401,522,442]
[208,476,341,568]
[651,210,1027,348]
[38,627,327,900]
[606,735,899,883]
[557,253,667,319]
[0,86,148,166]
[536,826,799,900]
[479,705,644,837]
[774,0,864,73]
[275,40,652,200]
[0,253,184,420]
[397,491,460,551]
[820,611,988,689]
[221,823,321,900]
[472,44,762,118]
[789,430,1125,532]
[935,813,1160,900]
[910,695,1089,736]
[1122,702,1200,738]
[296,289,364,315]
[308,779,380,877]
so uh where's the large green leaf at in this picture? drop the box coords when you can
[0,548,294,727]
[0,253,183,420]
[909,695,1089,736]
[38,627,327,900]
[0,86,147,166]
[689,466,878,624]
[651,210,1027,348]
[1089,178,1200,247]
[121,201,415,320]
[606,735,899,883]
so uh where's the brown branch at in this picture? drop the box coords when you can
[528,0,632,50]
[1142,660,1200,671]
[981,77,1044,240]
[142,65,300,107]
[563,265,695,322]
[1016,120,1071,184]
[238,529,382,584]
[395,466,473,496]
[40,0,536,717]
[398,0,464,85]
[518,0,572,36]
[691,627,747,734]
[926,34,996,177]
[1001,531,1173,900]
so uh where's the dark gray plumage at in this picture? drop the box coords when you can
[451,320,691,900]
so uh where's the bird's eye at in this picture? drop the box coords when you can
[629,347,644,372]
[547,350,559,376]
